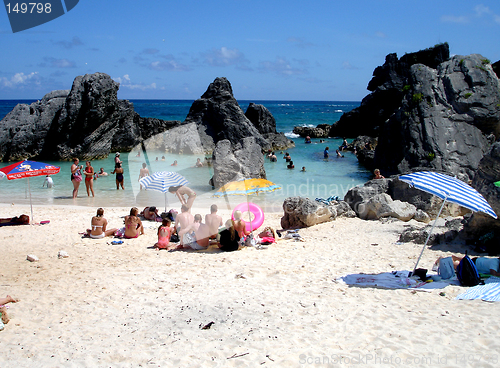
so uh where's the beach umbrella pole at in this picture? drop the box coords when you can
[412,198,447,275]
[28,178,34,225]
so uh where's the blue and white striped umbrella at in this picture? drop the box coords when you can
[139,171,188,212]
[399,171,497,219]
[139,171,189,193]
[399,171,497,274]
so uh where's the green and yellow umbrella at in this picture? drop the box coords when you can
[495,181,500,188]
[212,178,281,197]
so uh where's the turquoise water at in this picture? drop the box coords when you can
[0,100,370,211]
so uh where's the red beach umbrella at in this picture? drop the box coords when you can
[0,160,60,223]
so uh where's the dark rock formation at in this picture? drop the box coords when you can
[329,44,500,181]
[175,77,294,153]
[330,43,451,139]
[292,126,329,138]
[464,142,500,238]
[0,73,179,161]
[211,137,266,189]
[375,54,500,178]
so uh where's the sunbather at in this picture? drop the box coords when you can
[124,207,144,238]
[435,255,500,276]
[86,208,118,238]
[0,295,19,328]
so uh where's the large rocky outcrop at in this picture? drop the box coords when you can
[465,142,500,237]
[328,44,500,181]
[330,43,451,139]
[157,77,293,154]
[211,137,266,188]
[0,73,179,161]
[375,54,500,179]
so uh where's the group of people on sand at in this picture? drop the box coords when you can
[83,198,272,253]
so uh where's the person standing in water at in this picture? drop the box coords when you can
[71,158,83,199]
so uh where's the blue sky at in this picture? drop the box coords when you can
[0,0,499,101]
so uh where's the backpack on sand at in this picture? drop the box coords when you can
[456,253,482,287]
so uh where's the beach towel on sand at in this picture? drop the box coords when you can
[456,276,500,301]
[338,271,459,290]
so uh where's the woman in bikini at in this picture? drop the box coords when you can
[71,158,83,199]
[86,208,117,239]
[111,162,125,190]
[168,185,196,211]
[124,207,144,239]
[84,161,95,197]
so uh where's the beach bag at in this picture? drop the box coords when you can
[438,257,455,280]
[456,254,481,287]
[73,171,82,182]
[245,233,256,247]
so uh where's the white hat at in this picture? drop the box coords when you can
[115,152,120,156]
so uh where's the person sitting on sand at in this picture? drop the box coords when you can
[175,204,194,247]
[154,218,174,250]
[181,214,210,250]
[169,185,196,211]
[435,255,500,277]
[124,207,144,239]
[373,169,385,179]
[141,206,162,222]
[205,204,223,240]
[86,208,118,239]
[0,295,19,330]
[219,219,241,252]
[233,210,250,238]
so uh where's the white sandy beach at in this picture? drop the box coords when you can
[1,204,499,367]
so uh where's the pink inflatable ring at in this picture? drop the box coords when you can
[232,202,264,232]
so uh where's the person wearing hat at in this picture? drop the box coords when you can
[115,152,122,165]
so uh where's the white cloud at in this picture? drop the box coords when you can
[474,4,491,17]
[39,57,76,68]
[258,57,307,76]
[1,72,40,87]
[113,74,156,91]
[202,47,249,67]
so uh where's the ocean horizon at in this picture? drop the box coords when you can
[0,99,370,211]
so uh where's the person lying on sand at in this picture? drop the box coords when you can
[140,206,162,222]
[0,214,30,225]
[435,255,500,276]
[86,208,118,239]
[0,295,19,328]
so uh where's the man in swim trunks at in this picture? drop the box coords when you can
[182,214,210,250]
[175,204,194,247]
